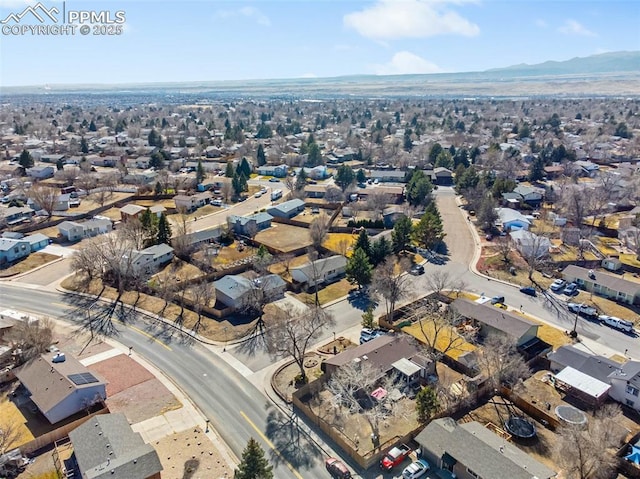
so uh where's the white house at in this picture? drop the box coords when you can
[26,165,55,179]
[291,255,347,288]
[15,351,107,424]
[496,207,531,231]
[173,192,211,212]
[608,361,640,412]
[58,218,112,242]
[126,243,174,273]
[213,274,286,310]
[509,229,551,259]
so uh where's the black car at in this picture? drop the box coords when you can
[490,296,505,305]
[520,286,537,297]
[409,264,425,275]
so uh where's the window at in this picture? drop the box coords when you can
[626,399,635,407]
[626,385,639,397]
[467,468,481,479]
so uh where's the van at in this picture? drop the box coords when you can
[211,199,223,207]
[599,315,634,333]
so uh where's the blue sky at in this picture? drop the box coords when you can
[0,0,638,86]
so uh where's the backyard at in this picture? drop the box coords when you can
[254,223,312,253]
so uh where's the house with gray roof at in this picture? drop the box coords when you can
[547,345,620,383]
[416,417,557,479]
[267,199,305,219]
[608,361,640,412]
[124,244,174,273]
[16,351,107,424]
[213,274,286,310]
[69,413,163,479]
[495,207,531,231]
[257,163,288,178]
[512,184,544,206]
[562,265,640,305]
[0,238,30,264]
[228,212,273,236]
[25,233,49,252]
[291,255,347,288]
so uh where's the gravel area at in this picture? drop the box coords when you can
[87,354,154,396]
[107,378,181,424]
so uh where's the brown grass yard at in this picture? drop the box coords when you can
[296,278,352,306]
[0,252,60,277]
[254,223,312,253]
[323,232,357,256]
[268,253,310,280]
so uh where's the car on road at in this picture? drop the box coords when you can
[599,315,634,333]
[325,457,351,478]
[409,264,425,275]
[564,282,579,296]
[254,192,262,198]
[520,286,537,297]
[550,279,566,292]
[402,459,430,479]
[490,295,505,305]
[373,178,380,185]
[260,186,268,194]
[268,177,280,182]
[360,328,383,344]
[568,303,598,319]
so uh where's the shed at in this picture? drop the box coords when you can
[555,366,610,406]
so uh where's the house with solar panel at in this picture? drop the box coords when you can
[15,351,107,424]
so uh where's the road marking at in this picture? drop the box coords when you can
[240,410,304,479]
[114,320,173,351]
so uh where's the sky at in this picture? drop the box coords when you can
[0,0,639,87]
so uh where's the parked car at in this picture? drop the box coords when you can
[599,315,634,333]
[550,279,566,292]
[519,286,537,297]
[269,177,280,182]
[380,444,412,470]
[564,282,579,296]
[325,457,351,479]
[402,459,430,479]
[568,303,598,319]
[360,328,382,344]
[490,296,505,305]
[254,192,262,198]
[260,186,268,194]
[409,264,425,275]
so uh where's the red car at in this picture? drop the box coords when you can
[380,444,412,470]
[325,457,351,478]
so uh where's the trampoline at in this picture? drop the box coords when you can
[504,416,537,439]
[555,405,588,426]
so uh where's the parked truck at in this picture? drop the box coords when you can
[380,444,412,470]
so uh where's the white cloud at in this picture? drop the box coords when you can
[344,0,479,40]
[373,51,443,75]
[534,19,547,28]
[558,19,596,37]
[216,6,270,27]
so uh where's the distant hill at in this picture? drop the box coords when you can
[486,51,640,76]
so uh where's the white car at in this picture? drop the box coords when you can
[402,459,430,479]
[254,192,262,198]
[550,279,566,292]
[599,315,634,333]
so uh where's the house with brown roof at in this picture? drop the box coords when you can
[15,351,107,424]
[119,204,146,222]
[562,265,640,305]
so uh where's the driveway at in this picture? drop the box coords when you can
[12,257,73,286]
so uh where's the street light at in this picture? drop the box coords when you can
[223,326,228,352]
[333,331,336,342]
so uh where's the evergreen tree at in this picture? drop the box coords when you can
[148,129,161,147]
[406,170,433,206]
[434,150,454,169]
[89,120,97,132]
[225,161,235,178]
[295,168,307,191]
[237,157,252,178]
[412,204,445,250]
[19,149,33,169]
[354,229,371,259]
[149,152,165,170]
[356,168,366,184]
[391,215,413,254]
[156,213,172,245]
[428,142,443,164]
[403,129,413,152]
[255,123,272,139]
[196,160,206,184]
[416,386,439,423]
[154,181,163,196]
[56,158,65,171]
[234,438,273,479]
[256,144,266,167]
[306,142,322,167]
[334,164,355,192]
[370,236,392,266]
[346,247,373,290]
[80,137,89,154]
[528,155,545,182]
[232,173,242,197]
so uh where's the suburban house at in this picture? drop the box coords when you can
[1,206,35,226]
[267,199,305,219]
[15,351,107,424]
[357,185,405,203]
[149,205,166,218]
[509,229,551,258]
[415,417,557,479]
[227,212,273,236]
[495,208,531,231]
[68,413,163,479]
[123,171,158,185]
[369,170,406,183]
[26,165,55,179]
[562,265,640,305]
[608,361,640,412]
[450,298,549,357]
[119,204,146,222]
[0,238,31,264]
[25,233,49,252]
[125,244,174,273]
[213,274,286,310]
[547,345,620,384]
[512,184,544,206]
[176,227,222,250]
[322,334,434,385]
[433,167,453,185]
[290,255,347,289]
[173,192,211,212]
[305,184,328,199]
[257,164,288,177]
[294,165,330,180]
[382,206,406,228]
[58,218,113,242]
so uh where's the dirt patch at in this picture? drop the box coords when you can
[254,223,312,253]
[88,354,154,396]
[106,378,181,424]
[272,352,326,403]
[153,427,234,479]
[316,337,355,355]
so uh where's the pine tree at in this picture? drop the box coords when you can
[256,144,266,167]
[353,229,371,259]
[356,168,366,184]
[391,215,413,254]
[334,164,355,192]
[412,204,445,250]
[234,438,273,479]
[156,213,172,245]
[89,120,97,132]
[154,181,163,196]
[370,236,392,266]
[346,247,373,289]
[19,149,34,169]
[196,160,206,184]
[237,157,252,178]
[80,137,89,154]
[225,161,235,178]
[416,386,439,422]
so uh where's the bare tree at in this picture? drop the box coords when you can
[477,333,529,391]
[188,279,215,332]
[495,235,512,264]
[70,238,103,282]
[6,316,54,365]
[264,304,333,383]
[28,184,58,218]
[425,270,454,296]
[326,359,409,445]
[309,213,330,252]
[366,191,390,220]
[220,182,234,204]
[371,257,411,322]
[118,217,149,250]
[417,300,472,363]
[170,207,192,258]
[0,419,21,455]
[555,404,625,479]
[324,186,344,203]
